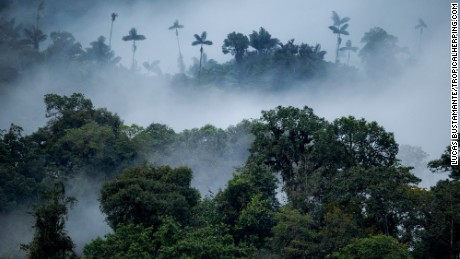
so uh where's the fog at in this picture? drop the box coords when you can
[0,0,451,256]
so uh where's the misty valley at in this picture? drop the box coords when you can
[0,0,456,258]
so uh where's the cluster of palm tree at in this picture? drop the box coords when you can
[113,12,428,78]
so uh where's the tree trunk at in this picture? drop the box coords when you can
[198,46,203,81]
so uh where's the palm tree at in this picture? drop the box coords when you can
[339,40,358,65]
[109,12,118,48]
[192,31,213,81]
[143,60,162,76]
[23,26,47,50]
[415,18,427,54]
[168,19,185,73]
[122,27,146,69]
[249,27,279,55]
[328,11,350,63]
[25,0,46,50]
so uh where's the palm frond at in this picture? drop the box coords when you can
[329,26,339,34]
[169,19,184,30]
[341,17,350,24]
[332,11,340,26]
[340,24,349,31]
[201,31,207,40]
[203,40,213,45]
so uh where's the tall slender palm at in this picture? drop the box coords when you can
[415,18,427,54]
[122,28,146,69]
[339,40,358,65]
[23,26,47,50]
[328,11,350,63]
[26,0,46,51]
[192,31,213,81]
[168,19,185,73]
[109,12,118,48]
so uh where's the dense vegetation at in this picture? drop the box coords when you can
[0,93,457,258]
[0,1,453,258]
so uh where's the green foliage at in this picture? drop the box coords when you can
[21,181,77,259]
[0,124,40,211]
[319,205,364,255]
[331,166,420,236]
[248,105,326,209]
[321,116,399,169]
[32,93,136,178]
[413,180,460,258]
[269,207,319,258]
[84,219,251,258]
[428,145,460,180]
[83,223,157,259]
[236,194,275,248]
[329,235,412,259]
[100,163,200,229]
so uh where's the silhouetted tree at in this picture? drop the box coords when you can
[328,11,350,63]
[143,60,162,76]
[359,27,403,77]
[108,12,118,48]
[249,27,279,55]
[339,39,358,65]
[83,36,120,65]
[192,31,213,81]
[169,19,185,73]
[222,32,249,64]
[23,26,46,51]
[415,18,427,54]
[122,27,146,69]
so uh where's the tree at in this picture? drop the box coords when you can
[45,31,83,62]
[248,106,326,209]
[23,0,46,51]
[269,207,319,258]
[192,31,213,81]
[413,180,460,258]
[168,19,185,73]
[321,116,399,169]
[122,27,146,69]
[23,26,47,51]
[143,60,162,75]
[359,27,403,77]
[329,235,412,259]
[339,40,358,65]
[108,12,118,48]
[215,163,278,246]
[248,27,279,55]
[414,18,427,55]
[83,36,120,65]
[99,163,200,229]
[331,166,420,236]
[0,124,38,212]
[428,145,459,180]
[328,11,350,63]
[83,223,157,259]
[222,32,249,64]
[21,181,77,259]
